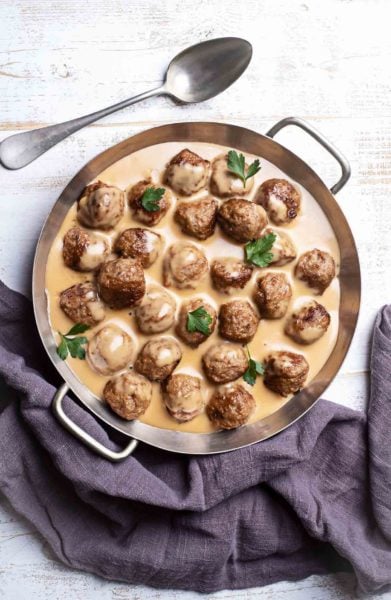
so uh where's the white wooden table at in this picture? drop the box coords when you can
[0,1,390,598]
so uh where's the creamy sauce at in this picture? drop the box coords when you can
[211,155,254,196]
[86,324,135,375]
[79,234,108,271]
[45,141,340,433]
[167,162,207,196]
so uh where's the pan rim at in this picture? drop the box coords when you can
[32,120,361,454]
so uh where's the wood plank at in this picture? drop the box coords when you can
[2,496,388,600]
[1,0,390,597]
[0,1,390,127]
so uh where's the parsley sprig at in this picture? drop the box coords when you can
[186,306,213,336]
[243,346,264,386]
[140,186,165,212]
[227,150,261,187]
[56,323,90,360]
[245,232,277,268]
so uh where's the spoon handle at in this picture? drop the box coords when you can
[0,86,164,170]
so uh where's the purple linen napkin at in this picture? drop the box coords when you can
[0,280,390,594]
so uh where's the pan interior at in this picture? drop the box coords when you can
[33,122,360,454]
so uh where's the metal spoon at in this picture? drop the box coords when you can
[0,37,252,170]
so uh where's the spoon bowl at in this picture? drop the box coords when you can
[165,37,252,103]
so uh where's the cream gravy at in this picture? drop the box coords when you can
[45,141,340,434]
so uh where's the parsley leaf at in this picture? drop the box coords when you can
[186,306,213,336]
[243,347,264,386]
[56,324,90,361]
[66,323,90,336]
[140,186,165,212]
[246,160,261,180]
[245,232,277,267]
[66,336,88,359]
[56,336,69,360]
[227,150,246,182]
[227,150,261,187]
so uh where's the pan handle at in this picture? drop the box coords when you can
[52,382,138,462]
[266,116,351,194]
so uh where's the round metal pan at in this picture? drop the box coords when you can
[32,118,360,460]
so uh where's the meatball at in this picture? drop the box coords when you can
[128,179,171,226]
[164,148,210,196]
[202,343,248,384]
[134,337,182,382]
[263,351,309,396]
[135,286,176,334]
[174,196,218,240]
[163,373,204,422]
[217,198,268,243]
[103,372,152,420]
[87,324,134,375]
[206,383,255,430]
[210,154,255,197]
[114,227,162,268]
[266,228,297,266]
[295,249,336,294]
[163,242,208,289]
[285,300,331,344]
[97,258,145,309]
[211,257,253,295]
[59,282,105,326]
[62,227,109,272]
[254,272,292,319]
[255,178,301,225]
[219,300,259,343]
[77,181,125,230]
[176,298,217,347]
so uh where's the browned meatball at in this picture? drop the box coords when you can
[266,228,297,266]
[254,272,292,319]
[163,242,208,289]
[77,181,125,230]
[114,228,162,268]
[134,337,182,382]
[87,324,134,375]
[218,198,268,243]
[164,149,210,196]
[285,300,331,344]
[211,257,253,295]
[295,249,336,294]
[59,282,105,326]
[174,196,218,240]
[134,285,176,334]
[97,258,145,309]
[255,178,301,225]
[202,343,248,384]
[128,179,171,226]
[206,383,255,429]
[176,298,217,347]
[103,372,152,420]
[210,154,255,197]
[62,227,109,272]
[219,300,259,343]
[163,373,204,422]
[263,351,309,396]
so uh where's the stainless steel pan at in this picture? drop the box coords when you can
[32,118,360,460]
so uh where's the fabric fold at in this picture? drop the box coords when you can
[0,281,390,594]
